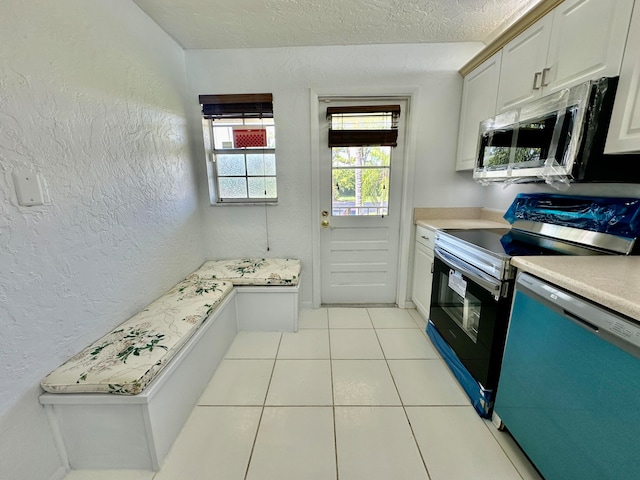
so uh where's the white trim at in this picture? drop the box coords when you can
[47,466,69,480]
[309,90,322,308]
[395,87,420,308]
[405,300,417,310]
[309,87,419,307]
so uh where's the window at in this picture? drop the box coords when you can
[200,93,277,204]
[327,105,400,216]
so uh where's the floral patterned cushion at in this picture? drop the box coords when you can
[188,258,301,286]
[41,278,233,395]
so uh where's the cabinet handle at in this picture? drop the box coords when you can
[533,71,542,90]
[541,67,551,87]
[421,236,430,241]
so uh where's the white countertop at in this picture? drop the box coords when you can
[512,256,640,322]
[416,219,509,230]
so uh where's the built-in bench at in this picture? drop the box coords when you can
[188,257,301,332]
[39,258,301,471]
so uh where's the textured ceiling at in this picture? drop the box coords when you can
[131,0,543,49]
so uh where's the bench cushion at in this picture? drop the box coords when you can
[189,257,301,286]
[41,278,233,395]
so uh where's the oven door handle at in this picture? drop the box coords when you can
[435,247,503,298]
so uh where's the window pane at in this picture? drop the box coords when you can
[204,117,278,204]
[213,120,275,149]
[244,118,275,126]
[248,177,277,198]
[247,154,276,175]
[212,122,240,149]
[265,126,276,148]
[330,113,393,130]
[217,154,246,176]
[332,167,389,216]
[331,146,391,167]
[218,177,247,198]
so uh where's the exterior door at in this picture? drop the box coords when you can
[319,98,406,304]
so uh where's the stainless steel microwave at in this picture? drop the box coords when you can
[473,77,640,186]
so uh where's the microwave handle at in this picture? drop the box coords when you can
[434,247,504,299]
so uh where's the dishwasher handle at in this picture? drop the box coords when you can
[516,272,640,359]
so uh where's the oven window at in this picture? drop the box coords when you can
[436,269,482,343]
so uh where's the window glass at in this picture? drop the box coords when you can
[203,118,277,204]
[218,177,248,199]
[248,177,277,198]
[330,112,394,130]
[331,147,390,217]
[247,154,276,175]
[217,154,246,176]
[327,106,398,216]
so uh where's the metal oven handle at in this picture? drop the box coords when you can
[435,247,504,299]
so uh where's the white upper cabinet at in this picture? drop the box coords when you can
[496,15,552,112]
[605,3,640,154]
[497,0,634,112]
[545,0,633,92]
[455,51,502,171]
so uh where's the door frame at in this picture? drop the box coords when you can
[309,87,420,308]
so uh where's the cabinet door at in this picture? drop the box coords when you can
[496,14,552,112]
[544,0,634,94]
[605,3,640,154]
[411,241,434,320]
[456,52,502,171]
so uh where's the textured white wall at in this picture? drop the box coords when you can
[481,181,640,212]
[185,43,487,307]
[0,1,203,478]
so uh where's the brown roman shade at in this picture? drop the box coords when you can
[327,105,401,147]
[200,93,273,119]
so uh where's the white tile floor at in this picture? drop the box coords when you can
[63,307,543,480]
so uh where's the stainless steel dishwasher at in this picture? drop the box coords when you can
[495,272,640,480]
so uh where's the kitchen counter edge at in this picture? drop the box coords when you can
[416,219,510,230]
[512,256,640,323]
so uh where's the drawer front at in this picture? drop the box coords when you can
[416,226,435,249]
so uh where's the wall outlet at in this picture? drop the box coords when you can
[12,170,47,206]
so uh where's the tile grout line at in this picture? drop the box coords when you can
[242,333,283,480]
[479,419,532,480]
[328,309,340,480]
[371,310,434,480]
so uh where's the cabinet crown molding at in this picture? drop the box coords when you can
[460,0,564,77]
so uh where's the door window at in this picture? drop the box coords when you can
[327,106,399,216]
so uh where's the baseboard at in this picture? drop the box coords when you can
[48,466,69,480]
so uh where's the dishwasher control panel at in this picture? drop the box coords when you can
[517,272,640,357]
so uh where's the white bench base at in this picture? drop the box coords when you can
[39,280,300,471]
[236,283,299,332]
[40,290,239,471]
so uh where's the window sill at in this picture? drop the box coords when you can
[209,201,279,207]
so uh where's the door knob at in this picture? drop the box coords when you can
[321,219,330,228]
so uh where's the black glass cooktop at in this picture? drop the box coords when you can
[441,228,562,257]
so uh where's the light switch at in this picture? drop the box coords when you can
[13,170,46,206]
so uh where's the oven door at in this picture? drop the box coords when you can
[429,248,512,389]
